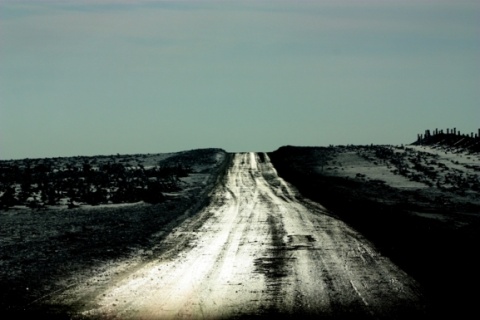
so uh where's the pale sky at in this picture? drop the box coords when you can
[1,0,479,159]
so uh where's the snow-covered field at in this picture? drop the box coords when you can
[323,145,480,191]
[323,148,427,189]
[319,145,480,224]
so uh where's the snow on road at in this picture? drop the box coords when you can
[79,153,423,319]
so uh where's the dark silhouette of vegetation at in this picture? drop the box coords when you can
[0,157,193,209]
[414,127,480,152]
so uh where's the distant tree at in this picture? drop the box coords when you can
[142,181,165,204]
[84,188,107,206]
[0,186,18,209]
[19,180,32,203]
[43,186,59,206]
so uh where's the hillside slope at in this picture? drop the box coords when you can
[268,144,480,319]
[0,149,232,317]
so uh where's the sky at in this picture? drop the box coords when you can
[1,0,479,159]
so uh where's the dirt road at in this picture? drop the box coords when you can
[74,153,424,319]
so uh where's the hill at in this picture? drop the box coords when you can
[268,143,480,318]
[413,127,480,153]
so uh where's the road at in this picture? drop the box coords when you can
[77,153,424,319]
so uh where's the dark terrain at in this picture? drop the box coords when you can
[268,143,480,319]
[0,149,232,318]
